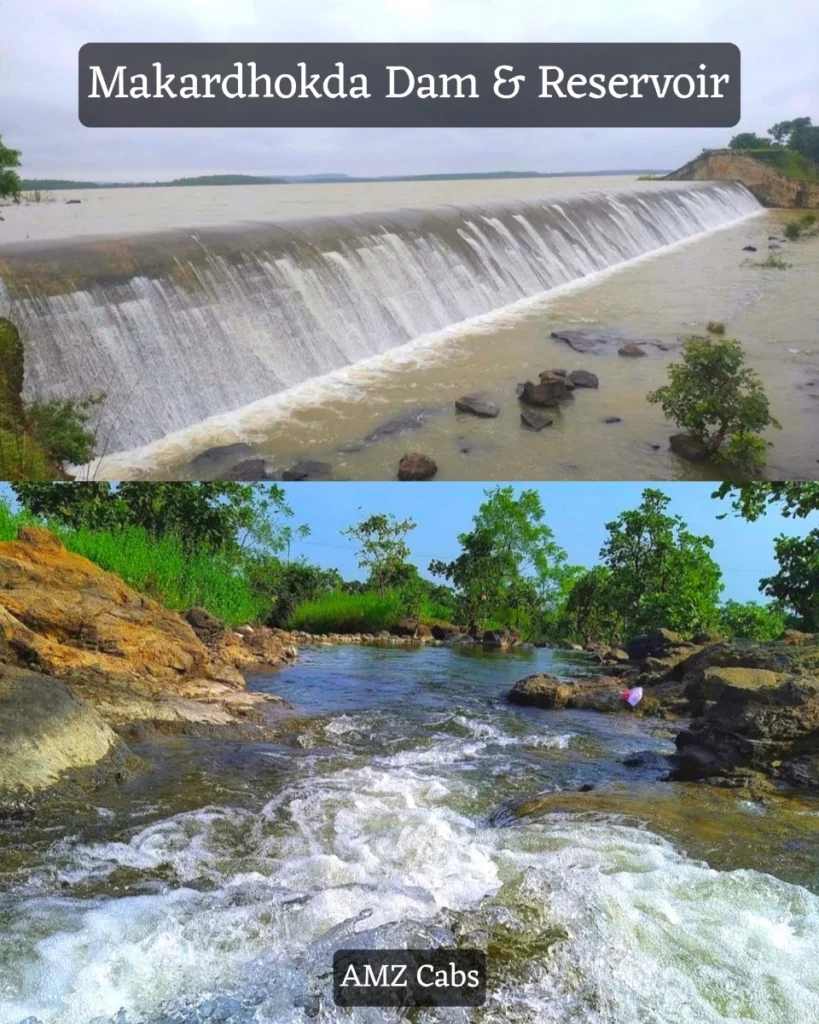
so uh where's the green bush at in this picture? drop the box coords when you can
[706,321,725,335]
[648,337,780,471]
[718,599,786,642]
[0,498,268,624]
[289,588,454,634]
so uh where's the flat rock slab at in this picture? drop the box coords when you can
[223,458,280,481]
[552,328,675,355]
[568,369,599,389]
[454,394,500,418]
[520,408,554,431]
[398,452,438,480]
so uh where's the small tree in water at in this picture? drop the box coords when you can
[648,337,779,471]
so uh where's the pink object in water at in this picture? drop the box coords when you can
[621,687,644,707]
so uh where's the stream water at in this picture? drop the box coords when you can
[1,644,819,1024]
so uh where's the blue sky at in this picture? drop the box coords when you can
[1,482,798,603]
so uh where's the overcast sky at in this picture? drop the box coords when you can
[2,0,817,180]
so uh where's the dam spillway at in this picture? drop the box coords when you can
[0,181,762,454]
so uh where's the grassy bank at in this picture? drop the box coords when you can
[0,500,269,625]
[289,589,453,635]
[746,148,819,183]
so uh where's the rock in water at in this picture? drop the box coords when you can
[190,442,254,474]
[283,459,333,481]
[223,458,280,481]
[618,343,647,357]
[454,394,500,418]
[568,369,599,389]
[519,380,562,407]
[520,408,554,431]
[669,433,710,462]
[0,665,121,794]
[397,453,438,480]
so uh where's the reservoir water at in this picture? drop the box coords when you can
[1,643,818,1024]
[5,176,815,481]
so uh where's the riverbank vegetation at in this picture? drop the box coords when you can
[0,317,105,479]
[728,116,819,178]
[2,481,815,643]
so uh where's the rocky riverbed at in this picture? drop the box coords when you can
[508,626,819,796]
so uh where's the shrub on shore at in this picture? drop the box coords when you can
[289,588,454,635]
[0,317,105,479]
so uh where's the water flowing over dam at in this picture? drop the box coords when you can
[0,181,761,453]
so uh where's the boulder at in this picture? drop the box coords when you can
[520,408,554,431]
[626,628,686,662]
[223,458,280,481]
[742,245,757,252]
[454,394,500,418]
[519,380,561,407]
[618,343,647,357]
[190,442,254,474]
[483,629,515,648]
[669,434,710,462]
[508,674,652,713]
[541,370,575,391]
[283,459,333,481]
[397,452,438,481]
[603,416,622,424]
[568,369,599,389]
[431,623,461,641]
[0,527,292,733]
[0,664,122,794]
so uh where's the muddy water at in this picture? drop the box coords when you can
[94,208,819,483]
[1,644,818,1024]
[0,176,652,243]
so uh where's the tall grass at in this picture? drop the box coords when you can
[0,499,269,625]
[289,589,453,634]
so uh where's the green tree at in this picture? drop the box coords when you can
[560,566,624,645]
[713,482,819,522]
[23,393,105,467]
[12,481,292,555]
[729,132,771,150]
[768,117,811,146]
[718,599,786,641]
[0,136,22,201]
[790,124,819,162]
[245,556,343,627]
[648,337,779,470]
[430,486,571,636]
[760,533,819,632]
[341,512,416,600]
[600,488,723,639]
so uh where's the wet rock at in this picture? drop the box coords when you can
[190,442,254,474]
[454,394,500,418]
[568,369,599,389]
[65,199,82,204]
[363,407,443,444]
[432,623,461,641]
[537,371,572,396]
[520,408,554,431]
[508,673,635,712]
[742,245,757,251]
[282,459,333,481]
[603,416,622,424]
[397,452,437,481]
[552,328,673,355]
[669,433,710,462]
[769,243,782,250]
[0,665,122,794]
[223,458,280,481]
[519,380,562,407]
[483,629,519,648]
[618,343,647,357]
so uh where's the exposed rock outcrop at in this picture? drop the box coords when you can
[397,452,438,480]
[664,149,819,208]
[0,528,295,736]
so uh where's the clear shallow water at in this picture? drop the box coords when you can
[1,644,819,1024]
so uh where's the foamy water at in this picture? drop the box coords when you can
[1,646,817,1024]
